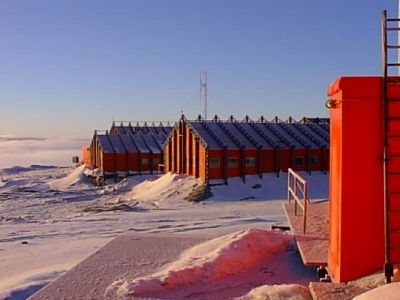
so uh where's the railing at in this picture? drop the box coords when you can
[287,168,309,234]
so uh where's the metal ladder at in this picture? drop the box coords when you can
[382,9,400,283]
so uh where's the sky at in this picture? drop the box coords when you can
[0,0,398,166]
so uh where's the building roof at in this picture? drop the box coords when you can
[110,122,173,136]
[96,117,329,154]
[188,122,222,150]
[93,121,173,154]
[95,133,164,154]
[97,135,115,154]
[183,117,329,151]
[119,135,139,153]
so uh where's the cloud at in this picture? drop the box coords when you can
[0,135,90,169]
[0,135,46,142]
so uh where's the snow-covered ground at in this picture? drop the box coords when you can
[0,166,331,299]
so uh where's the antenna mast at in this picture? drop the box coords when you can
[200,71,208,120]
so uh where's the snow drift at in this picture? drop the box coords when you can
[122,172,202,205]
[353,282,400,300]
[109,229,293,296]
[48,165,89,190]
[235,283,311,300]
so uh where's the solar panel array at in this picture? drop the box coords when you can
[185,117,329,151]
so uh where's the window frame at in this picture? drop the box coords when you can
[227,158,238,168]
[209,158,221,169]
[293,156,304,166]
[245,157,256,168]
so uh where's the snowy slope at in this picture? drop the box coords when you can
[0,166,329,299]
[48,164,90,190]
[111,229,293,296]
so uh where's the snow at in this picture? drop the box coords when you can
[110,229,293,296]
[121,172,203,207]
[0,166,329,299]
[48,164,89,190]
[236,284,311,300]
[353,282,400,300]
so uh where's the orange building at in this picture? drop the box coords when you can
[87,122,172,176]
[81,146,90,165]
[164,115,329,184]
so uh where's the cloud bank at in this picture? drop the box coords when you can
[0,135,89,169]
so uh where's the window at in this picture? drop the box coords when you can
[153,158,160,165]
[228,158,238,168]
[294,156,304,166]
[210,158,220,168]
[309,156,320,166]
[245,157,255,168]
[142,158,149,165]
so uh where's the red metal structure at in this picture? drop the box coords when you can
[327,77,385,283]
[326,10,400,284]
[382,10,400,282]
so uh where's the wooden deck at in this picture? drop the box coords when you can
[309,282,369,300]
[283,201,329,266]
[284,201,378,300]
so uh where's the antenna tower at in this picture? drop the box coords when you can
[200,71,208,120]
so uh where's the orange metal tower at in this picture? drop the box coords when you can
[327,10,400,283]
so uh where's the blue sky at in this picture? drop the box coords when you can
[0,0,397,138]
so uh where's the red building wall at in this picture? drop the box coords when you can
[262,149,275,173]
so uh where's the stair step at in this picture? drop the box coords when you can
[387,119,400,136]
[389,251,400,264]
[389,212,400,231]
[389,231,400,248]
[388,79,400,82]
[389,195,400,211]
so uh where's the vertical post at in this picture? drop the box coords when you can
[303,181,308,234]
[294,177,298,216]
[287,169,291,203]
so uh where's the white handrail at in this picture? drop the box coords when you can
[287,168,309,234]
